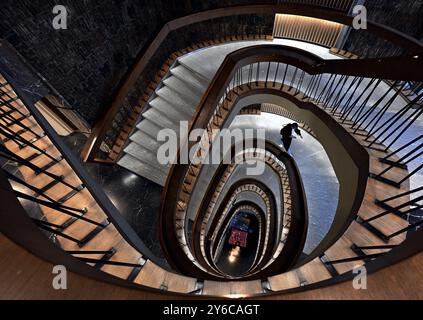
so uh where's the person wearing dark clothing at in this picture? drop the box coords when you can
[280,123,302,154]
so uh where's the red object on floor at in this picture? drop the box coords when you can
[228,229,248,247]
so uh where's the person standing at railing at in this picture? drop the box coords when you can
[280,123,302,156]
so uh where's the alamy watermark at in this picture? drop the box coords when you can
[52,5,68,30]
[352,265,368,290]
[352,5,368,30]
[52,265,67,290]
[51,4,368,31]
[156,121,267,176]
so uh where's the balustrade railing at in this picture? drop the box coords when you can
[161,43,422,288]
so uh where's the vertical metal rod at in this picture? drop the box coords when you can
[364,82,408,139]
[341,78,376,122]
[350,79,382,127]
[382,135,423,161]
[273,63,280,87]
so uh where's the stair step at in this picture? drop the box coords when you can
[177,60,210,83]
[19,133,46,149]
[1,107,28,118]
[24,149,47,162]
[5,113,31,126]
[156,86,197,114]
[35,155,63,175]
[124,143,170,170]
[57,184,85,204]
[356,217,390,243]
[171,64,209,93]
[0,96,19,106]
[149,96,192,120]
[142,107,181,133]
[78,220,109,248]
[58,215,83,231]
[136,118,162,139]
[129,131,161,153]
[126,257,147,282]
[3,127,28,142]
[34,175,65,197]
[163,76,202,102]
[94,248,117,269]
[117,154,167,186]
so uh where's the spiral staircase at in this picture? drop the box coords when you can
[0,1,423,299]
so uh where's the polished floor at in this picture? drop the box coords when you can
[215,213,260,277]
[62,133,168,267]
[230,113,339,254]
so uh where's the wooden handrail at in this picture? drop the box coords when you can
[81,3,423,163]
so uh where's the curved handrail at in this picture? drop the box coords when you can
[191,141,308,279]
[201,179,278,278]
[1,44,422,297]
[160,45,372,278]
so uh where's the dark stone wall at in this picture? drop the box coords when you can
[343,0,423,58]
[0,0,276,125]
[100,13,274,153]
[1,0,421,124]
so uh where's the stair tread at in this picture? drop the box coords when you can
[117,154,167,186]
[177,61,210,83]
[142,107,181,133]
[129,131,161,153]
[124,143,170,170]
[163,76,203,101]
[136,118,162,139]
[156,86,197,114]
[171,64,209,93]
[149,96,192,119]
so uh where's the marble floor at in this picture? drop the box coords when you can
[62,133,168,268]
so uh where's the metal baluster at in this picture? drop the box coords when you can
[341,78,377,122]
[281,64,289,90]
[329,76,352,113]
[273,63,280,87]
[331,76,360,115]
[363,82,409,140]
[338,77,365,117]
[0,145,78,191]
[0,125,56,161]
[350,79,383,128]
[367,93,423,148]
[4,171,87,214]
[265,62,271,87]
